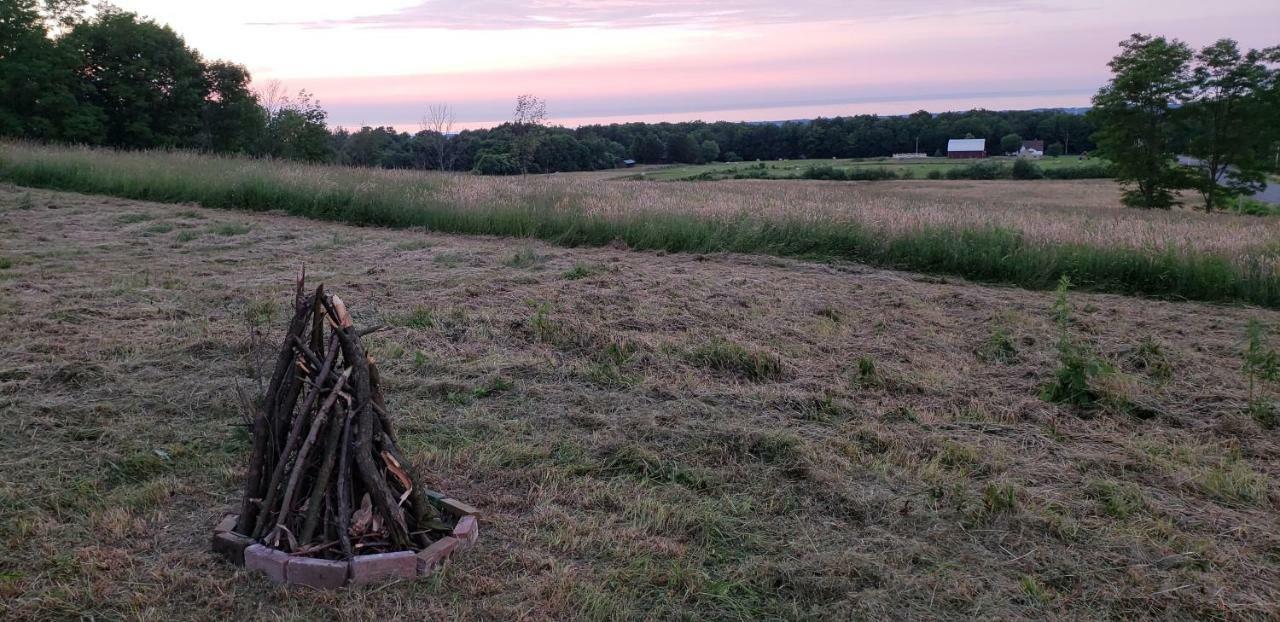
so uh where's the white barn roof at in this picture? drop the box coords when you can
[947,138,986,152]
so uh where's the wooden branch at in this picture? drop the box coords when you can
[270,367,351,548]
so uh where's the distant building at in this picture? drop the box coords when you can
[1018,140,1045,158]
[947,138,986,159]
[621,159,636,168]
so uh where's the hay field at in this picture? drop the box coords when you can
[3,142,1279,307]
[1,185,1278,620]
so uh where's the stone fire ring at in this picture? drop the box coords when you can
[210,493,480,590]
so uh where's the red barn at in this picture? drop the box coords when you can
[947,138,986,159]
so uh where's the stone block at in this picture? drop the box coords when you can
[211,531,252,566]
[244,544,290,584]
[451,515,479,549]
[214,513,239,534]
[440,497,480,518]
[349,551,417,586]
[287,556,349,590]
[415,536,458,576]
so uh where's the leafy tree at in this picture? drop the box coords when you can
[510,94,546,174]
[634,133,665,164]
[668,133,700,163]
[1180,39,1277,211]
[263,90,331,162]
[1091,34,1194,208]
[201,61,263,154]
[1000,133,1023,155]
[57,8,209,148]
[699,139,720,163]
[472,152,519,175]
[1046,142,1065,157]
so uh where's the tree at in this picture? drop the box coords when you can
[510,94,546,174]
[420,103,456,171]
[58,8,210,148]
[201,61,263,154]
[1046,142,1064,157]
[1000,133,1023,155]
[1091,34,1194,208]
[634,134,665,163]
[264,90,332,162]
[668,134,700,163]
[1180,39,1277,211]
[700,139,720,163]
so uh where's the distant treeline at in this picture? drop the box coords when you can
[337,109,1096,174]
[1,2,1098,174]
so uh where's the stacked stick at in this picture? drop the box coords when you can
[234,272,447,558]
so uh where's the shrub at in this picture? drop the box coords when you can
[1046,142,1064,157]
[1230,197,1280,216]
[946,161,1007,180]
[472,152,520,175]
[802,165,847,181]
[926,169,943,180]
[1042,163,1115,179]
[1011,159,1044,180]
[845,168,898,181]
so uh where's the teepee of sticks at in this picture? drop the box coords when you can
[233,271,450,558]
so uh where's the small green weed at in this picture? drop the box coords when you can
[1243,319,1278,426]
[115,212,154,224]
[686,337,785,382]
[977,326,1017,364]
[1041,277,1111,410]
[504,247,547,269]
[563,262,610,280]
[1086,479,1146,518]
[209,222,251,236]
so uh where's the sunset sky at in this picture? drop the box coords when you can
[109,1,1280,130]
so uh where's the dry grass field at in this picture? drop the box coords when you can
[2,183,1279,620]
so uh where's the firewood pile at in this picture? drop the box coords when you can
[232,271,451,559]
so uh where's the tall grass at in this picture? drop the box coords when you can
[3,141,1278,307]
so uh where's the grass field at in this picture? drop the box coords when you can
[639,156,1109,182]
[2,142,1279,308]
[1,185,1278,619]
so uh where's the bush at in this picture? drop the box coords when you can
[472,153,520,175]
[926,169,943,180]
[1011,159,1044,180]
[845,168,898,181]
[723,152,743,163]
[1042,163,1115,180]
[802,165,847,181]
[946,161,1007,180]
[1046,142,1065,157]
[1230,197,1280,216]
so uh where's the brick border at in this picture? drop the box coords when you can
[211,491,478,589]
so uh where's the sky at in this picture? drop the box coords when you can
[108,0,1280,131]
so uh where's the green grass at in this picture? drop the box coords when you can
[2,142,1278,308]
[644,156,1111,181]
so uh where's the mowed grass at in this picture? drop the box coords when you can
[642,155,1108,181]
[1,187,1278,619]
[2,141,1279,308]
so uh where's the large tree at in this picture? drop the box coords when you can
[58,7,210,148]
[1091,34,1194,208]
[1180,39,1278,211]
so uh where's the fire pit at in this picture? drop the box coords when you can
[210,271,479,588]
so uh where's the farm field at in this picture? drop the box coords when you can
[1,184,1278,619]
[3,143,1279,308]
[637,156,1109,181]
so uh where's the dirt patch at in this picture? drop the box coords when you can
[0,186,1277,619]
